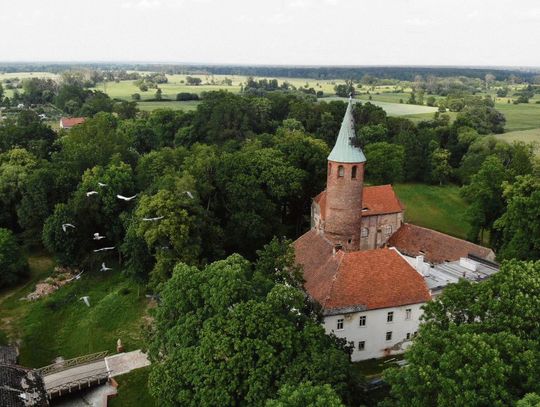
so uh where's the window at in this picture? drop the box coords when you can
[351,165,357,179]
[414,331,418,337]
[405,308,412,320]
[337,319,344,330]
[386,331,393,341]
[384,224,393,235]
[359,315,366,327]
[338,165,344,177]
[328,163,332,175]
[387,311,394,323]
[361,227,369,238]
[406,333,411,340]
[358,341,365,351]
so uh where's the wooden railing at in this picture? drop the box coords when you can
[37,350,109,376]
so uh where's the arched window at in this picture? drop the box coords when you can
[328,163,332,175]
[338,165,344,177]
[351,165,357,179]
[361,227,369,238]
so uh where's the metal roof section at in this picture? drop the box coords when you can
[410,256,499,295]
[328,98,366,163]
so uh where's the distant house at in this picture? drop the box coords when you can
[59,117,85,130]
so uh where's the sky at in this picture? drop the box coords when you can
[1,0,540,67]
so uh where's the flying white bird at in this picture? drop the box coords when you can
[86,191,98,197]
[98,182,107,187]
[142,216,164,221]
[93,247,115,252]
[117,194,137,201]
[80,296,90,307]
[100,262,112,272]
[185,191,194,199]
[93,232,106,240]
[61,223,75,232]
[66,270,84,282]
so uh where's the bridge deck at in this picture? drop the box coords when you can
[43,360,108,394]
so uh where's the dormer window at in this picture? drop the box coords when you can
[351,165,357,179]
[338,165,344,177]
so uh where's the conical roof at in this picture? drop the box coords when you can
[327,99,366,163]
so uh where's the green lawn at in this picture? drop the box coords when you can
[0,255,149,368]
[109,367,157,407]
[326,97,438,117]
[394,183,470,239]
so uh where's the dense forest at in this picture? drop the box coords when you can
[2,70,540,405]
[1,62,539,81]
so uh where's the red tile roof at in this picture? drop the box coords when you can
[60,117,85,128]
[387,223,495,264]
[362,185,404,216]
[294,231,430,312]
[314,184,403,218]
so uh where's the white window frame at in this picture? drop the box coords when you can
[405,308,412,320]
[386,331,393,341]
[336,318,344,330]
[358,341,365,351]
[358,315,366,327]
[384,224,393,235]
[387,311,394,323]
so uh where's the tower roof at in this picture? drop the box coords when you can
[327,99,366,163]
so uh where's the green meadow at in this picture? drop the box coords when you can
[394,183,470,239]
[0,256,149,368]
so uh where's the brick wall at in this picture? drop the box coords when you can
[324,161,365,251]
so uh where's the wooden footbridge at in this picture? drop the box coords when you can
[37,351,111,399]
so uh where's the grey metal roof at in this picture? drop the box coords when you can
[327,99,366,163]
[422,258,499,293]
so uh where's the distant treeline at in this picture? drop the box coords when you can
[0,63,539,81]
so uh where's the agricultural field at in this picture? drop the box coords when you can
[394,183,470,239]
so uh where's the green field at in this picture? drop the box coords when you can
[109,367,157,407]
[495,101,540,132]
[0,256,149,368]
[137,100,200,112]
[495,128,540,154]
[327,97,439,117]
[394,183,470,239]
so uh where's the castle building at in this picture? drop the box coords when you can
[295,98,494,361]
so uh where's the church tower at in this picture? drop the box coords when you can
[324,98,366,251]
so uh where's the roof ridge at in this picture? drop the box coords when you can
[323,250,345,309]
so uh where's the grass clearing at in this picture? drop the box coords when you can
[394,183,470,239]
[0,254,149,368]
[325,97,438,117]
[109,367,157,407]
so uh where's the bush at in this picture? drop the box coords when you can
[176,92,199,101]
[131,93,141,101]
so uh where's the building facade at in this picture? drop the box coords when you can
[295,98,495,362]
